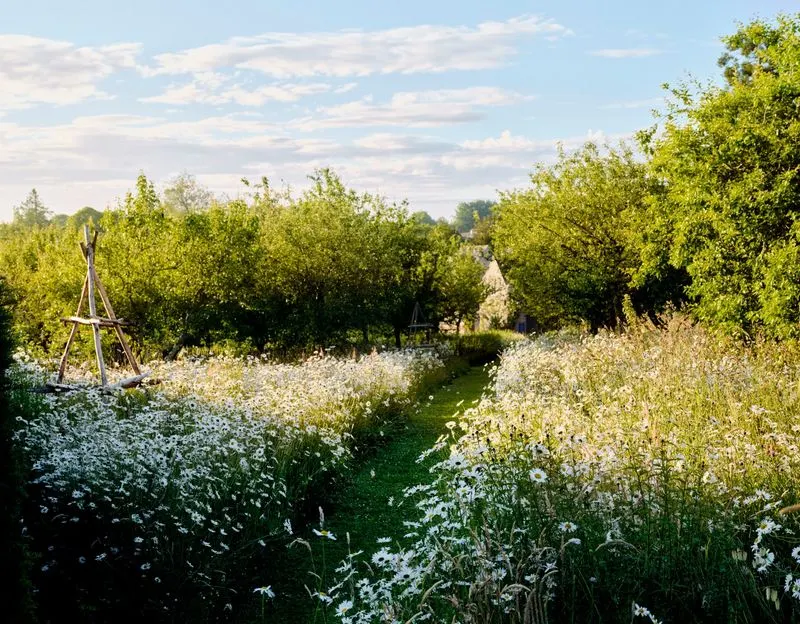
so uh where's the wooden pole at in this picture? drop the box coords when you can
[84,225,108,386]
[56,274,88,383]
[91,267,141,375]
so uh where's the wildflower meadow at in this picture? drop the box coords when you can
[13,348,446,620]
[320,318,800,623]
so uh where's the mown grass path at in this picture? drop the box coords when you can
[265,364,492,623]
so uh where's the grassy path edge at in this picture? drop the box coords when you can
[267,364,492,623]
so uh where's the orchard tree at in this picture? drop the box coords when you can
[162,172,215,214]
[639,13,800,337]
[436,248,488,334]
[494,142,666,331]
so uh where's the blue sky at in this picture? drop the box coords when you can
[1,0,797,220]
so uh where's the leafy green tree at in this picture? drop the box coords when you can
[639,13,800,337]
[410,210,435,226]
[68,207,104,229]
[452,200,495,233]
[494,143,662,331]
[13,189,51,227]
[435,248,489,334]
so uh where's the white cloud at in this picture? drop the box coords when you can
[0,113,622,221]
[0,35,141,110]
[144,15,572,78]
[293,87,532,130]
[142,73,333,106]
[589,48,662,59]
[334,82,358,94]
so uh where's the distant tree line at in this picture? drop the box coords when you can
[0,170,488,360]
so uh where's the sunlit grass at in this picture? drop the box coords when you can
[330,317,800,623]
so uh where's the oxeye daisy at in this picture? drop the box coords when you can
[529,468,548,484]
[313,528,337,540]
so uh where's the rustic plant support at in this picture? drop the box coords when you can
[55,225,144,387]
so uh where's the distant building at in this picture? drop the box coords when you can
[441,245,534,334]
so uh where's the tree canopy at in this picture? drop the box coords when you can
[639,12,800,338]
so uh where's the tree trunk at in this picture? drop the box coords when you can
[165,333,189,361]
[394,326,402,349]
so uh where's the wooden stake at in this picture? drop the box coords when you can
[91,266,141,375]
[56,275,88,383]
[84,225,107,386]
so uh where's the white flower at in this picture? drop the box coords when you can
[254,586,275,599]
[336,600,354,616]
[529,468,548,484]
[559,521,578,533]
[313,529,337,541]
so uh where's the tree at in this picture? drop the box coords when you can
[410,210,435,226]
[639,13,800,337]
[68,207,104,229]
[452,200,495,233]
[162,172,214,215]
[436,247,488,334]
[494,142,666,331]
[13,189,51,227]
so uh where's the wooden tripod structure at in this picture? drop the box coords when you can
[56,225,144,388]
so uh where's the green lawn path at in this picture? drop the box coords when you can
[266,364,492,623]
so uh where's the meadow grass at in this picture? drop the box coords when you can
[321,317,800,623]
[266,365,491,623]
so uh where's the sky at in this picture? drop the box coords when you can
[1,0,797,221]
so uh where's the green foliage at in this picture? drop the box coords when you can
[452,199,495,233]
[442,329,524,365]
[0,281,37,622]
[640,13,800,338]
[435,247,489,332]
[13,189,52,228]
[410,210,435,226]
[0,169,489,359]
[161,172,215,215]
[494,142,679,331]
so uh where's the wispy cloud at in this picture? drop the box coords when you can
[292,87,533,130]
[142,16,572,78]
[589,48,662,59]
[0,35,141,110]
[142,73,333,106]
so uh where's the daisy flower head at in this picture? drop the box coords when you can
[529,468,548,484]
[313,528,337,540]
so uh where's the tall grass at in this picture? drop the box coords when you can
[330,317,800,623]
